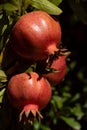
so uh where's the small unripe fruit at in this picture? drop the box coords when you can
[43,56,67,86]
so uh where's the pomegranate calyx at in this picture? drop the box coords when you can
[19,109,43,125]
[46,50,60,67]
[19,104,43,124]
[47,44,59,55]
[58,46,71,58]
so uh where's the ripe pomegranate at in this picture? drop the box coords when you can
[7,72,52,123]
[10,11,62,61]
[43,56,67,86]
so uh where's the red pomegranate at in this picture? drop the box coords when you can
[43,56,67,86]
[7,72,52,123]
[10,11,62,61]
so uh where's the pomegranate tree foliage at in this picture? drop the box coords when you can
[0,0,87,130]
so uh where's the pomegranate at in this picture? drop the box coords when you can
[7,72,52,123]
[10,11,62,61]
[42,56,67,86]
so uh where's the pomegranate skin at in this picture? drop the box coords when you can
[10,11,62,61]
[43,56,67,86]
[7,72,52,122]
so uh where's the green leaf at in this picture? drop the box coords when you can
[40,124,51,130]
[77,71,84,80]
[61,116,81,130]
[0,88,6,103]
[22,0,30,11]
[63,92,71,98]
[0,3,18,11]
[9,0,19,6]
[49,0,62,6]
[0,70,7,82]
[0,52,3,63]
[30,0,62,15]
[62,92,71,102]
[70,93,80,102]
[52,95,63,109]
[0,12,9,49]
[70,104,84,120]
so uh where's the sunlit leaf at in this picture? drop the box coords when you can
[49,0,62,6]
[0,70,7,82]
[0,88,5,103]
[30,0,62,15]
[61,116,81,130]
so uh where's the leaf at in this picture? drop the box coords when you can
[52,95,63,109]
[40,124,51,130]
[70,93,80,102]
[9,0,19,6]
[0,70,7,82]
[22,0,30,11]
[0,70,6,77]
[69,61,76,70]
[30,0,62,15]
[61,116,81,130]
[70,104,84,120]
[0,12,9,51]
[0,52,3,63]
[0,88,5,103]
[62,92,71,102]
[77,71,84,80]
[0,3,18,11]
[63,92,71,98]
[49,0,62,6]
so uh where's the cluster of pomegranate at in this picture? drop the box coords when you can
[7,11,69,124]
